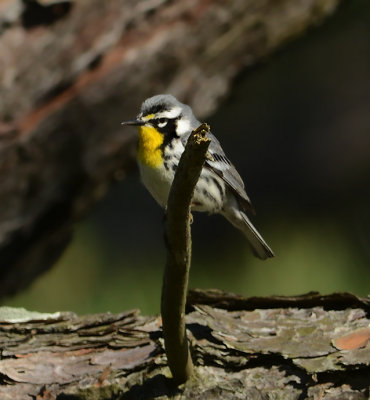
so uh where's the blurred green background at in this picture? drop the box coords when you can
[7,0,370,315]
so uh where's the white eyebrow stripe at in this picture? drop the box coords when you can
[156,107,182,119]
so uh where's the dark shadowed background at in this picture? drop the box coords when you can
[6,0,370,315]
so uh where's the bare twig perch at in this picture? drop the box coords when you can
[162,123,211,384]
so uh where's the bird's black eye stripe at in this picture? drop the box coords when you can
[151,117,169,127]
[159,116,181,151]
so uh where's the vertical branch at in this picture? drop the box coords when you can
[161,123,211,384]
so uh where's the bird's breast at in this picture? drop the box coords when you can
[137,126,164,168]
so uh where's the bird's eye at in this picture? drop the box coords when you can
[157,118,168,128]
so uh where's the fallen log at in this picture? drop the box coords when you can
[0,290,368,399]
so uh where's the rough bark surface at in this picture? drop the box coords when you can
[0,0,340,297]
[0,290,368,399]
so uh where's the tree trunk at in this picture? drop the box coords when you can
[0,0,340,297]
[0,290,368,399]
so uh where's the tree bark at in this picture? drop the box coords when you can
[0,0,341,297]
[0,290,368,399]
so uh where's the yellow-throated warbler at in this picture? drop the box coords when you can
[122,94,274,259]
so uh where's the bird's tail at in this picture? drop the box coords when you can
[224,210,274,260]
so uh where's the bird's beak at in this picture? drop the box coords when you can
[121,119,145,126]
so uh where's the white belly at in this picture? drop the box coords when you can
[139,162,174,207]
[139,160,225,214]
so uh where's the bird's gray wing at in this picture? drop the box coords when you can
[205,132,255,215]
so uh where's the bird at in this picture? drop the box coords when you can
[122,94,274,259]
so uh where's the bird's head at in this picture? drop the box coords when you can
[122,94,198,137]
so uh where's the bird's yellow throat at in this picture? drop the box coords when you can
[137,125,164,168]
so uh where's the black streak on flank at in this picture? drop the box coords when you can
[202,188,217,203]
[22,0,73,29]
[211,177,225,198]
